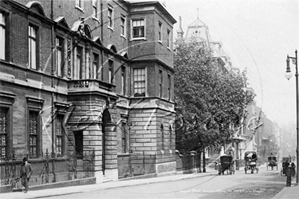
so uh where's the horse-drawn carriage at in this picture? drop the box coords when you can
[217,155,235,175]
[244,151,259,174]
[267,156,278,170]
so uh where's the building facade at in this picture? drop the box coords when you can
[0,0,176,188]
[176,15,233,72]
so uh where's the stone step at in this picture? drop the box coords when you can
[103,175,113,183]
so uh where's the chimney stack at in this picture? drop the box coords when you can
[176,16,184,40]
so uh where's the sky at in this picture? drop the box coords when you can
[159,0,299,127]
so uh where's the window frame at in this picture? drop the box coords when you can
[86,47,91,79]
[75,0,84,12]
[121,66,126,95]
[92,52,99,79]
[167,74,171,100]
[120,14,126,38]
[108,59,114,84]
[167,29,171,49]
[74,46,83,79]
[131,18,146,40]
[0,92,14,160]
[107,5,114,30]
[55,114,65,157]
[158,21,162,43]
[92,0,99,21]
[159,70,163,98]
[0,106,10,159]
[133,68,146,97]
[28,110,40,159]
[28,24,39,70]
[121,122,127,153]
[0,11,7,61]
[55,36,64,77]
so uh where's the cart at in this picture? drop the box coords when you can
[218,155,235,175]
[267,156,278,170]
[244,151,258,174]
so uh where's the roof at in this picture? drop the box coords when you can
[127,1,177,24]
[188,18,207,28]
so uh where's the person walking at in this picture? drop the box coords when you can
[20,157,33,193]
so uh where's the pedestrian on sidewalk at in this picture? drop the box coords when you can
[20,157,33,193]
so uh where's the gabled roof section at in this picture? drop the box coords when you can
[120,51,128,59]
[54,16,70,29]
[188,18,206,28]
[26,1,46,17]
[107,44,117,53]
[71,20,92,39]
[93,37,103,46]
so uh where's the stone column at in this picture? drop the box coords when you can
[104,123,118,180]
[83,123,103,183]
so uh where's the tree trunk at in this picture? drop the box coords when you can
[198,150,202,173]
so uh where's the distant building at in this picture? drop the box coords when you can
[176,14,233,71]
[0,0,176,188]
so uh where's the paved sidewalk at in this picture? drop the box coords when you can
[0,169,216,199]
[271,183,299,199]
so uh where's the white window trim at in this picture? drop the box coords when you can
[121,66,126,95]
[28,24,38,70]
[55,36,64,77]
[0,12,6,60]
[158,21,162,43]
[167,29,171,50]
[92,0,99,20]
[132,67,147,97]
[75,0,84,13]
[107,5,114,30]
[120,14,126,39]
[130,18,146,41]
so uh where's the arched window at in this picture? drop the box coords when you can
[26,1,46,16]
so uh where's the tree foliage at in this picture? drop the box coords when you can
[174,39,255,153]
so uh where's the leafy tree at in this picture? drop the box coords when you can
[174,38,255,154]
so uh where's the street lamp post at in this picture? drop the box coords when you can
[285,49,299,184]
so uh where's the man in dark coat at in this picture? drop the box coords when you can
[20,157,33,193]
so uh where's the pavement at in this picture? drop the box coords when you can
[271,183,299,199]
[0,167,299,199]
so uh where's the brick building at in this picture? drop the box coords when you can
[0,0,176,189]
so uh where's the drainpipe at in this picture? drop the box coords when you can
[100,0,104,80]
[50,0,56,182]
